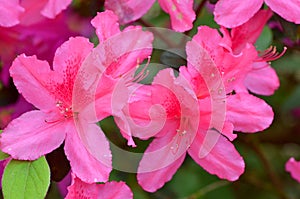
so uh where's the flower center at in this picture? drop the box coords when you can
[56,101,73,119]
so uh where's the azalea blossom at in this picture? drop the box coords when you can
[0,0,72,27]
[214,0,300,28]
[229,9,284,96]
[105,0,195,32]
[286,157,300,183]
[0,37,112,183]
[66,173,133,199]
[116,21,278,191]
[120,65,244,192]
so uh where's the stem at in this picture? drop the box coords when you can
[184,0,208,36]
[195,0,208,19]
[242,137,288,199]
[183,180,230,199]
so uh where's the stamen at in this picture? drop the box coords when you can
[256,46,287,62]
[132,56,151,83]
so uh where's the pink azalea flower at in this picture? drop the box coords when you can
[185,25,275,134]
[0,0,72,27]
[0,37,112,183]
[286,157,300,183]
[119,23,276,192]
[123,67,245,192]
[105,0,195,32]
[214,0,300,28]
[65,173,133,199]
[229,9,284,96]
[0,11,93,133]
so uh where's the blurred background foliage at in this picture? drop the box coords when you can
[1,0,300,198]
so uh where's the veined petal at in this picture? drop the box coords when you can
[226,93,274,132]
[286,157,300,183]
[188,129,245,181]
[10,54,57,111]
[105,0,155,24]
[1,110,66,160]
[158,0,195,32]
[64,121,112,183]
[53,37,93,73]
[244,62,279,96]
[41,0,72,18]
[137,132,186,192]
[265,0,300,24]
[66,174,133,199]
[0,0,24,27]
[214,0,263,28]
[91,10,121,43]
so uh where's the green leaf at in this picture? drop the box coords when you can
[2,156,51,199]
[255,26,273,51]
[0,150,9,160]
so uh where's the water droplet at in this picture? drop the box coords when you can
[7,148,11,151]
[94,178,98,182]
[211,73,215,78]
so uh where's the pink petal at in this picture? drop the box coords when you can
[105,0,155,24]
[0,110,66,160]
[0,0,24,27]
[138,132,186,192]
[158,0,195,32]
[97,181,133,199]
[222,122,236,141]
[226,93,274,132]
[91,10,121,43]
[221,45,256,93]
[19,0,48,25]
[231,9,273,52]
[214,0,263,28]
[64,121,112,183]
[116,84,178,142]
[41,0,72,18]
[81,25,153,79]
[66,174,133,199]
[188,129,245,181]
[10,54,57,111]
[53,37,93,72]
[265,0,300,24]
[185,28,223,98]
[286,157,300,183]
[244,62,279,95]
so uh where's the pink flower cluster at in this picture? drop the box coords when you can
[0,0,298,198]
